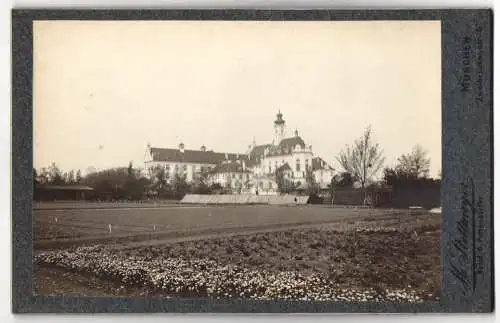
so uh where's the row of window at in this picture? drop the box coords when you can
[264,159,311,173]
[162,164,213,173]
[221,173,248,180]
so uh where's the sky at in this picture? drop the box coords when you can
[34,20,441,177]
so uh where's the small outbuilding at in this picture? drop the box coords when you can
[34,184,95,201]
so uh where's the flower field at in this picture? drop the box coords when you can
[34,207,441,302]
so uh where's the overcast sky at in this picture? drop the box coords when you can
[34,20,441,177]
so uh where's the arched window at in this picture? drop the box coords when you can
[296,159,300,172]
[305,159,309,170]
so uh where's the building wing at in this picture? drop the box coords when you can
[149,147,247,164]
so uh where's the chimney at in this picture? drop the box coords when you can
[200,145,206,152]
[179,142,185,153]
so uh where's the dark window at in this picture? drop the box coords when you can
[296,159,300,172]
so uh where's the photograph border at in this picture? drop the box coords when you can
[11,9,494,313]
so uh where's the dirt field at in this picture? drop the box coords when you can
[34,204,401,249]
[34,203,442,301]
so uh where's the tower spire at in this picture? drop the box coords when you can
[273,110,286,145]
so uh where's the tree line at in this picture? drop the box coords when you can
[34,161,226,201]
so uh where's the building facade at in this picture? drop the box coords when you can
[144,112,335,195]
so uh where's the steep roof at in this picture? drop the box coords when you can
[249,144,272,157]
[312,157,334,171]
[149,147,247,164]
[278,136,306,152]
[247,137,306,159]
[247,144,272,167]
[209,161,251,174]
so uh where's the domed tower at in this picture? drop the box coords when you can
[273,110,286,145]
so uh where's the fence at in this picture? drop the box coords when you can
[180,194,309,205]
[322,186,440,209]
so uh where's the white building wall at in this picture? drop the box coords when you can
[314,169,335,188]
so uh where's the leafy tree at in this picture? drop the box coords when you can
[66,170,75,184]
[191,170,211,194]
[171,172,190,198]
[127,161,135,178]
[37,167,50,184]
[305,168,320,196]
[395,145,431,179]
[75,170,83,184]
[275,168,294,194]
[336,172,355,188]
[83,167,130,200]
[210,183,223,194]
[383,167,440,188]
[148,165,170,196]
[327,175,337,205]
[48,162,65,185]
[337,125,385,197]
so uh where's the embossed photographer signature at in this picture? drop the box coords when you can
[449,177,485,297]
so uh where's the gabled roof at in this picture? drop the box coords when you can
[149,147,247,164]
[35,184,94,191]
[312,157,334,171]
[209,161,251,174]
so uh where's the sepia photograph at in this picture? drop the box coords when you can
[32,20,442,303]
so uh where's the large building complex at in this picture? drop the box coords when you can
[144,112,335,195]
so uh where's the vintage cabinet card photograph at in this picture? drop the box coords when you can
[11,9,493,314]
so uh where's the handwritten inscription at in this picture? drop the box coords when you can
[449,177,485,297]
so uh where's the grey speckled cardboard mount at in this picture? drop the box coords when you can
[11,9,494,313]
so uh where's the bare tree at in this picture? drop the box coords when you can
[337,125,385,197]
[396,144,431,178]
